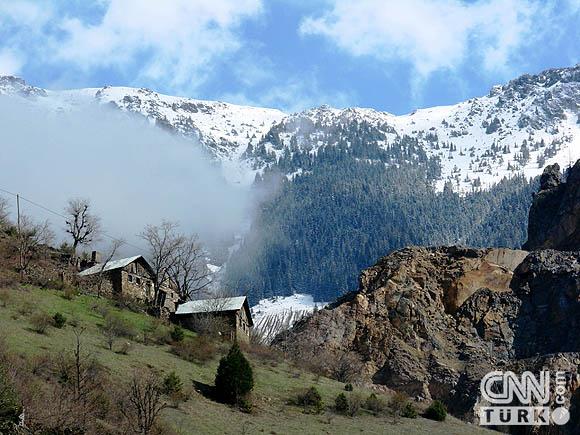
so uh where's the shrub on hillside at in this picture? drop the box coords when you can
[388,391,410,422]
[31,311,52,334]
[163,371,183,396]
[0,365,22,433]
[170,325,185,342]
[118,341,133,355]
[425,400,447,421]
[143,319,170,345]
[364,393,386,415]
[240,342,283,366]
[401,402,418,419]
[114,294,146,313]
[0,270,18,289]
[43,279,66,291]
[335,393,349,414]
[118,370,167,435]
[344,383,353,392]
[102,312,136,351]
[53,312,67,329]
[171,336,217,364]
[62,285,78,300]
[214,342,254,405]
[292,386,324,414]
[17,300,34,316]
[163,371,187,408]
[0,289,10,308]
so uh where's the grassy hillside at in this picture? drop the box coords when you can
[0,285,490,434]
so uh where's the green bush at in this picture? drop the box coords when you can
[53,312,67,328]
[214,342,254,404]
[163,371,183,396]
[170,325,185,342]
[238,397,253,414]
[335,393,349,414]
[364,393,386,415]
[293,386,324,414]
[425,400,447,421]
[401,402,418,419]
[344,383,353,391]
[0,366,22,433]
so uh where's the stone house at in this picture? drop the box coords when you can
[174,296,253,342]
[78,254,179,313]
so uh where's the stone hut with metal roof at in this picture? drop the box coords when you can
[78,254,179,313]
[174,296,253,342]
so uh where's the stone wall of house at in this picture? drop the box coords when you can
[79,271,115,297]
[236,308,251,343]
[158,286,179,313]
[119,269,153,301]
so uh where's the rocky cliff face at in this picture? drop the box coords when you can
[524,160,580,251]
[275,246,580,420]
[274,163,580,425]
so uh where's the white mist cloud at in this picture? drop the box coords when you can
[0,96,254,255]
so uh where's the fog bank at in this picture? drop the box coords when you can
[0,96,254,256]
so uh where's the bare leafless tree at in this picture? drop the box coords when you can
[64,198,101,259]
[120,370,167,435]
[169,234,212,303]
[191,290,238,338]
[16,215,54,277]
[139,221,184,307]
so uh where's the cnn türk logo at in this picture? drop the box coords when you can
[479,370,570,426]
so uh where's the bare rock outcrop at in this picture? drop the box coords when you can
[523,160,580,251]
[274,246,580,420]
[274,247,531,414]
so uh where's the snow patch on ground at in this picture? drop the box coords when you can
[251,294,327,344]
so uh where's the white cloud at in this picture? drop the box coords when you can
[0,0,263,93]
[300,0,541,80]
[55,0,263,91]
[0,50,23,75]
[222,74,354,113]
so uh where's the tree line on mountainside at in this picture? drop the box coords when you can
[225,151,537,302]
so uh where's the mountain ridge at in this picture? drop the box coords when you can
[2,64,578,192]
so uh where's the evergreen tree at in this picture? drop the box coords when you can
[214,343,254,404]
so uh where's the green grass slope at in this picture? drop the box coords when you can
[0,286,490,434]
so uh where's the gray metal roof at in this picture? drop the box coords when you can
[78,255,143,277]
[175,296,247,315]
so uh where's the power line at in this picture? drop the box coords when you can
[0,186,146,252]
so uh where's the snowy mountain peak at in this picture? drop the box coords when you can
[1,64,579,192]
[0,76,47,98]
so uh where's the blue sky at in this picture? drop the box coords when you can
[0,0,578,114]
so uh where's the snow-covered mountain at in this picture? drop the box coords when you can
[1,64,579,191]
[245,65,580,191]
